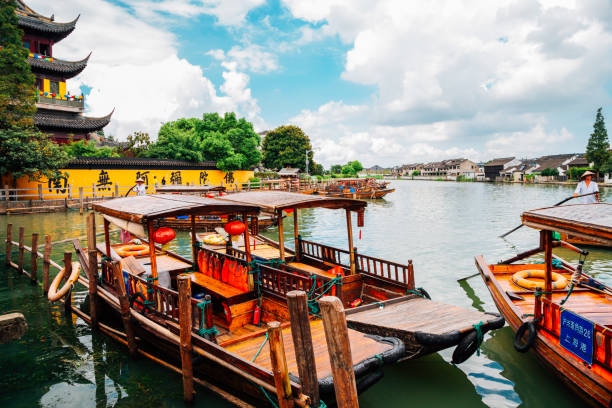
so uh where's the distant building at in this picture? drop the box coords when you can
[398,163,424,176]
[443,158,479,179]
[364,165,389,175]
[483,157,520,180]
[278,167,301,178]
[16,0,113,143]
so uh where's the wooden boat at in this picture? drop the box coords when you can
[154,184,226,195]
[157,214,278,231]
[558,232,611,249]
[212,191,504,361]
[325,188,395,199]
[76,194,405,406]
[321,178,394,199]
[475,203,612,407]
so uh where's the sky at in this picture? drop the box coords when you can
[26,0,612,167]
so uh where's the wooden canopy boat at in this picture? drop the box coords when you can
[157,214,278,231]
[558,232,611,249]
[75,194,405,406]
[476,203,612,407]
[154,184,226,195]
[214,191,504,361]
[320,178,394,199]
[325,188,395,199]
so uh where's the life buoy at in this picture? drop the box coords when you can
[511,269,568,290]
[514,320,538,352]
[202,234,226,245]
[116,244,150,257]
[48,262,81,302]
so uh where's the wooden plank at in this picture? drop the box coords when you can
[30,233,38,284]
[268,321,294,408]
[5,224,12,266]
[191,273,246,298]
[178,275,194,403]
[18,227,24,273]
[43,235,51,293]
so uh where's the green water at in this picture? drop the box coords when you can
[1,180,610,407]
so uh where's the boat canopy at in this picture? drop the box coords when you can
[215,191,367,212]
[522,203,612,245]
[92,194,260,223]
[154,185,225,193]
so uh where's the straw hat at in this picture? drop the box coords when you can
[581,171,596,178]
[136,177,145,183]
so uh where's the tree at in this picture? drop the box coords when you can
[63,140,119,158]
[341,164,357,176]
[0,1,68,182]
[261,125,315,171]
[540,168,559,177]
[144,119,204,162]
[586,107,610,172]
[348,160,363,173]
[312,163,324,176]
[330,164,342,174]
[125,131,152,156]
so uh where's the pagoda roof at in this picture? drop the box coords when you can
[35,109,114,133]
[28,53,90,79]
[16,1,79,42]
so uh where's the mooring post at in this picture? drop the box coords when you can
[63,251,73,316]
[67,184,72,199]
[87,212,96,251]
[43,235,51,294]
[407,260,415,290]
[318,296,359,408]
[88,249,99,330]
[177,274,194,403]
[38,184,43,201]
[114,183,119,197]
[112,261,137,356]
[30,233,38,284]
[92,183,97,199]
[202,294,216,343]
[5,223,12,266]
[267,321,294,408]
[18,227,25,273]
[287,291,319,407]
[79,187,84,215]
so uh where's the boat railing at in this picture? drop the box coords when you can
[299,238,414,289]
[538,297,611,371]
[257,262,316,301]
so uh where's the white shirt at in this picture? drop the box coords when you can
[135,183,147,196]
[574,180,598,203]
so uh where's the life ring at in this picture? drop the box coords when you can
[511,269,567,290]
[116,244,150,257]
[48,262,81,302]
[514,320,538,352]
[202,234,227,246]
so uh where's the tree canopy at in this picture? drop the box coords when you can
[144,113,261,171]
[261,125,316,172]
[586,107,610,172]
[63,140,119,158]
[0,1,68,182]
[331,160,363,176]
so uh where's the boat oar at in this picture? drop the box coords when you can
[498,192,599,238]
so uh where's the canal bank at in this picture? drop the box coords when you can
[1,180,607,407]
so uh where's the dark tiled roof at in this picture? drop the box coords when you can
[485,157,515,166]
[35,109,113,132]
[16,1,79,42]
[66,157,218,170]
[28,53,90,79]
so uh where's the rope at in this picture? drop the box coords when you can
[560,283,575,305]
[249,332,279,408]
[534,288,552,298]
[473,321,484,357]
[251,332,269,363]
[196,300,218,337]
[406,287,430,299]
[306,275,342,316]
[535,259,563,268]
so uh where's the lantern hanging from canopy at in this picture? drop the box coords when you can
[224,221,246,236]
[357,208,365,227]
[283,208,294,214]
[152,227,175,244]
[206,193,215,198]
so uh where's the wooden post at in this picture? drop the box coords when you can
[18,227,24,273]
[190,214,197,269]
[345,210,356,275]
[79,187,84,214]
[67,184,72,199]
[38,184,43,200]
[267,321,294,408]
[88,212,96,251]
[114,183,119,197]
[242,212,254,291]
[63,251,72,316]
[318,296,358,408]
[30,233,38,284]
[92,183,97,198]
[43,235,51,293]
[88,249,99,329]
[178,274,194,403]
[407,260,415,290]
[103,218,111,258]
[112,261,137,355]
[287,291,319,407]
[534,286,543,321]
[293,210,299,260]
[277,210,285,261]
[5,224,12,266]
[147,221,158,281]
[542,230,553,299]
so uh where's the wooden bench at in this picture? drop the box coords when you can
[190,272,254,306]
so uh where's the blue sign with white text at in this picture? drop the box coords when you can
[560,309,594,365]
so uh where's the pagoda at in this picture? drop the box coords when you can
[15,0,113,143]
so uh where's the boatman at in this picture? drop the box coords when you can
[134,177,147,196]
[573,170,599,203]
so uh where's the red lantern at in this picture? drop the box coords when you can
[224,221,246,236]
[206,193,215,198]
[284,208,294,214]
[357,208,365,227]
[219,191,227,196]
[153,227,175,244]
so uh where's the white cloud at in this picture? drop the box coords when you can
[208,44,279,73]
[26,0,266,139]
[283,0,612,166]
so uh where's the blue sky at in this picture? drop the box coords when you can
[27,0,612,167]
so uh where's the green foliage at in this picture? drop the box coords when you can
[412,170,420,176]
[540,167,559,177]
[586,108,610,172]
[125,131,152,156]
[330,164,342,174]
[341,164,357,176]
[261,125,316,172]
[348,160,363,173]
[63,140,119,158]
[312,163,324,176]
[568,167,593,180]
[254,171,279,179]
[145,113,261,170]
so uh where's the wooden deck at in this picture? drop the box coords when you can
[346,296,496,335]
[287,262,336,278]
[226,320,392,379]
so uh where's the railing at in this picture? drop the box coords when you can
[538,297,612,371]
[258,263,313,299]
[300,239,351,266]
[36,95,84,110]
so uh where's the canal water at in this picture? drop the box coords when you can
[1,180,609,407]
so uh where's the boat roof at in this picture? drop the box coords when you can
[154,185,225,193]
[215,191,367,212]
[522,203,612,245]
[93,194,259,223]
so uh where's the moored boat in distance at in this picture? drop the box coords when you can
[476,203,612,407]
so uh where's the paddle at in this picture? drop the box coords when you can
[498,191,599,238]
